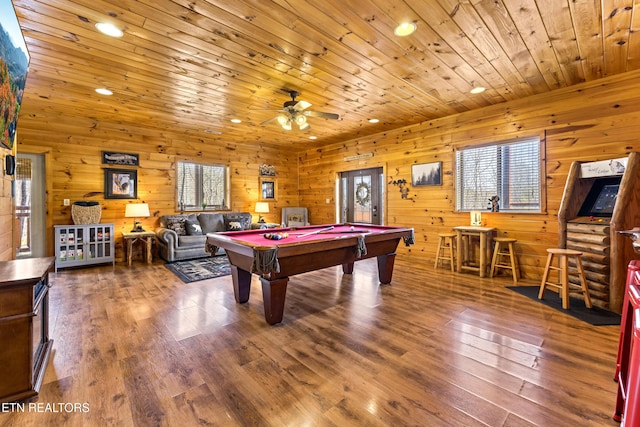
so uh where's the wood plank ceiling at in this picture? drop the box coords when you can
[10,0,640,149]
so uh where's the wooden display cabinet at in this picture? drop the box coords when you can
[0,257,55,403]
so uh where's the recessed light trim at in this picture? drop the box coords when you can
[368,118,379,123]
[95,22,124,38]
[309,135,317,140]
[230,118,242,123]
[394,22,416,37]
[470,86,486,94]
[95,88,113,96]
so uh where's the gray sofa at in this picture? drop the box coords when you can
[155,212,252,262]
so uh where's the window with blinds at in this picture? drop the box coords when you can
[455,137,542,212]
[176,161,230,211]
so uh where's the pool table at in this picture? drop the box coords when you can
[206,223,414,324]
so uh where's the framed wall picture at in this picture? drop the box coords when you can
[412,161,442,186]
[104,168,137,199]
[102,151,139,166]
[259,177,277,201]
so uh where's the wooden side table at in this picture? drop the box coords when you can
[453,226,496,278]
[122,231,156,266]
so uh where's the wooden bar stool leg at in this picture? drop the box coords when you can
[489,241,500,278]
[576,256,592,308]
[434,235,443,270]
[538,252,553,299]
[448,236,455,272]
[560,254,570,309]
[508,242,518,283]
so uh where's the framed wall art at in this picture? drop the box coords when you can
[102,151,139,166]
[104,168,137,199]
[259,177,277,201]
[412,161,442,186]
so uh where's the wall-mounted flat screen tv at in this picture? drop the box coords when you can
[0,0,30,150]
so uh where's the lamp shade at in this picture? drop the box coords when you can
[125,203,150,218]
[255,202,270,214]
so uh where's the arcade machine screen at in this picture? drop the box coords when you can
[578,177,621,219]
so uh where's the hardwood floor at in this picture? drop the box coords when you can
[0,257,621,426]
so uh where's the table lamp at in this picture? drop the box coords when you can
[125,203,150,232]
[470,211,482,226]
[255,202,269,223]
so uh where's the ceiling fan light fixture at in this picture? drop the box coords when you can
[276,114,289,126]
[295,114,307,126]
[394,22,416,37]
[281,121,292,131]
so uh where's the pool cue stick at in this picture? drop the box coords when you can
[296,226,334,238]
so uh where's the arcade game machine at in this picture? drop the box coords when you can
[558,152,640,313]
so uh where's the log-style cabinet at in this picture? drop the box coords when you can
[0,257,55,403]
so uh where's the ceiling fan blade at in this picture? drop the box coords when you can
[293,100,312,111]
[260,116,279,126]
[304,110,340,120]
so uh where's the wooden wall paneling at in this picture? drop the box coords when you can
[18,116,299,262]
[299,70,640,283]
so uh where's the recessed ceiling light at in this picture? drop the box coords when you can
[368,118,379,123]
[95,22,124,38]
[394,22,416,37]
[309,135,317,140]
[470,86,486,94]
[95,88,113,96]
[230,118,242,123]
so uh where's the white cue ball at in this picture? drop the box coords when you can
[350,226,354,231]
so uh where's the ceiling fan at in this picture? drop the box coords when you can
[260,90,340,130]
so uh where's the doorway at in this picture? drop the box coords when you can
[15,153,46,258]
[339,167,384,225]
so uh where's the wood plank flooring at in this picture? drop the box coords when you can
[0,257,622,426]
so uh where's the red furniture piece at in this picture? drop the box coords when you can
[614,260,640,424]
[206,223,414,325]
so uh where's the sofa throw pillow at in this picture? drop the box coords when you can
[165,216,187,236]
[224,214,250,231]
[185,220,203,235]
[226,221,244,231]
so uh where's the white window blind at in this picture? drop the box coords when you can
[177,161,230,210]
[455,138,541,212]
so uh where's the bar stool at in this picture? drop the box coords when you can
[434,233,456,272]
[489,237,519,283]
[538,248,592,309]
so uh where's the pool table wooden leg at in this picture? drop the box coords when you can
[377,252,397,284]
[260,277,289,325]
[342,263,354,274]
[231,266,252,303]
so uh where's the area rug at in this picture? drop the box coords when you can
[165,256,231,283]
[507,286,621,326]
